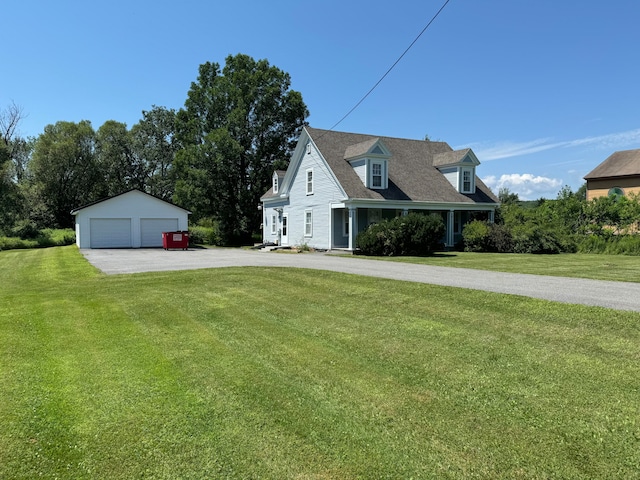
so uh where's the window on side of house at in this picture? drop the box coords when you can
[270,214,277,234]
[304,210,313,236]
[608,187,625,198]
[306,168,314,195]
[273,175,278,193]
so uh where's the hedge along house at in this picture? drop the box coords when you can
[260,127,499,251]
[71,189,191,248]
[584,148,640,201]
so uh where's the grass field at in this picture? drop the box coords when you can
[349,251,640,283]
[1,246,639,478]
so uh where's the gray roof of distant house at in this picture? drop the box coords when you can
[584,148,640,180]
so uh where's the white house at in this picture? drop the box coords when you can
[71,190,191,249]
[260,127,498,250]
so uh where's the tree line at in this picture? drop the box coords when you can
[0,54,309,245]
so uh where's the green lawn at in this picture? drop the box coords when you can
[348,251,640,283]
[1,247,639,478]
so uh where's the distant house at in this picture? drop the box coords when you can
[584,148,640,201]
[260,127,498,250]
[71,190,191,249]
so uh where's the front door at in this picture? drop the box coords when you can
[281,213,289,245]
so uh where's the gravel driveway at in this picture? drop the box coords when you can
[80,248,640,312]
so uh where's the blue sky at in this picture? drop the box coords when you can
[4,0,640,199]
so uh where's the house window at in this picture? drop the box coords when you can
[608,187,624,198]
[306,168,314,195]
[462,169,472,193]
[304,210,313,236]
[372,162,382,188]
[368,209,381,225]
[343,210,350,236]
[273,176,278,193]
[270,214,277,234]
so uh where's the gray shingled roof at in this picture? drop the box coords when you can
[584,149,640,180]
[433,148,472,167]
[306,127,498,204]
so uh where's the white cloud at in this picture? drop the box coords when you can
[468,128,640,161]
[482,173,563,200]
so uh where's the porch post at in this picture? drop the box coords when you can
[348,207,357,251]
[447,210,455,248]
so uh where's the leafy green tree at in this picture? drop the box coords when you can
[175,54,308,244]
[131,106,178,200]
[29,120,101,228]
[498,187,519,205]
[95,120,142,196]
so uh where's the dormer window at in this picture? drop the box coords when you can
[344,138,391,190]
[462,168,473,193]
[372,162,382,187]
[273,175,278,193]
[434,149,479,194]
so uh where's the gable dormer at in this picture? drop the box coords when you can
[433,149,480,194]
[344,138,391,189]
[272,170,286,194]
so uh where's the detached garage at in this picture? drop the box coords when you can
[71,190,191,249]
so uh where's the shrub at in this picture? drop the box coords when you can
[511,225,564,254]
[0,228,75,251]
[486,223,514,253]
[462,220,491,252]
[356,213,445,256]
[188,225,221,246]
[577,234,640,255]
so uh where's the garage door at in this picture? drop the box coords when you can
[140,218,179,247]
[90,218,132,248]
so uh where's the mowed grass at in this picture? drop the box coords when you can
[350,251,640,283]
[1,247,639,479]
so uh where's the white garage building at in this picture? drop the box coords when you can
[71,190,191,249]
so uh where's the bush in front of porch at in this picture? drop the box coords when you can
[356,212,445,256]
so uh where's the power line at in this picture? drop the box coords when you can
[327,0,453,132]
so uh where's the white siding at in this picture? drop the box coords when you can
[350,159,367,185]
[441,167,458,190]
[284,146,345,249]
[74,190,189,249]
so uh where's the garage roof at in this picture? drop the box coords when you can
[70,189,192,215]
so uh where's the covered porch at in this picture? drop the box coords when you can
[330,202,496,251]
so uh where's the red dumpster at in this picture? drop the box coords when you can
[162,231,189,250]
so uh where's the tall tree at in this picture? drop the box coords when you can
[0,102,29,233]
[95,120,142,196]
[29,120,101,228]
[130,106,178,200]
[174,54,308,244]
